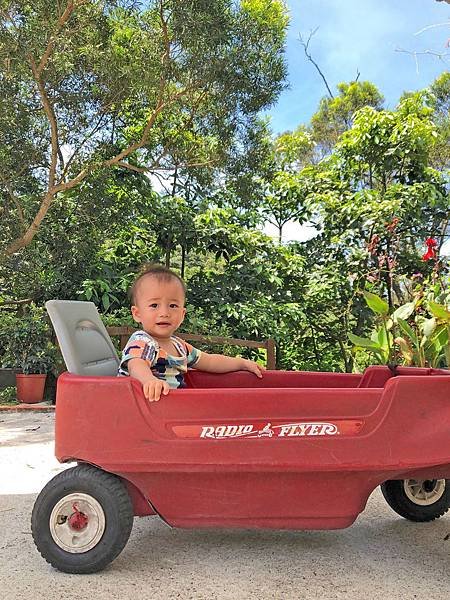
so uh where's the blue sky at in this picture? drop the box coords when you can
[267,0,450,134]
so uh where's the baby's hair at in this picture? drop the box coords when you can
[129,264,186,305]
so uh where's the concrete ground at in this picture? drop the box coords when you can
[1,412,450,600]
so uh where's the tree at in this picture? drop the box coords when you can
[429,72,450,171]
[0,0,288,259]
[274,126,315,171]
[260,171,309,243]
[277,90,448,372]
[310,81,384,157]
[2,166,157,306]
[220,116,276,213]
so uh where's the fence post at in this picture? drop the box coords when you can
[120,334,128,350]
[266,339,276,370]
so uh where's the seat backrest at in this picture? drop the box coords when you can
[46,300,119,376]
[357,365,393,388]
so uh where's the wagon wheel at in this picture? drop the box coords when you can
[381,478,450,522]
[31,464,133,573]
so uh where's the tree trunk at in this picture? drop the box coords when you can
[337,338,351,373]
[165,235,172,268]
[181,245,186,278]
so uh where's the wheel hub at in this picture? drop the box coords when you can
[49,493,106,553]
[403,478,446,506]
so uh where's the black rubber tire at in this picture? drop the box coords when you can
[381,479,450,522]
[31,464,133,573]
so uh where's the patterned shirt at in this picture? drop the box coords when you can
[118,330,201,389]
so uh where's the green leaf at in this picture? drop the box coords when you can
[397,318,418,345]
[377,326,389,351]
[348,332,382,350]
[102,293,110,311]
[363,291,389,315]
[432,325,449,347]
[428,301,450,323]
[392,302,415,322]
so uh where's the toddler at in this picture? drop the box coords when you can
[118,265,264,400]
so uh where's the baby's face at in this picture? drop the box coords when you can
[131,275,186,340]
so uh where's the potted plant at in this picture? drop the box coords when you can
[0,304,57,403]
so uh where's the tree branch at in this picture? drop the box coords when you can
[160,0,171,69]
[395,47,450,74]
[36,1,79,77]
[25,1,85,188]
[116,161,149,173]
[61,113,109,181]
[3,84,195,257]
[414,21,450,36]
[28,56,59,190]
[150,170,173,194]
[3,3,208,258]
[299,28,334,99]
[4,192,54,255]
[0,176,27,231]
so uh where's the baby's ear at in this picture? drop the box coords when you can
[131,305,141,323]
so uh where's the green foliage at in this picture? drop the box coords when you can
[425,72,450,170]
[0,387,18,405]
[1,10,448,382]
[336,93,439,187]
[350,286,450,368]
[363,291,389,316]
[260,171,310,242]
[311,80,384,156]
[0,0,289,258]
[0,305,58,374]
[78,278,120,312]
[274,127,315,171]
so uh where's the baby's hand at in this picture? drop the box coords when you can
[242,359,265,378]
[142,377,170,402]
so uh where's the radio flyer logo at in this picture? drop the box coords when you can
[172,420,364,439]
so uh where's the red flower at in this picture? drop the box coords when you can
[422,238,438,261]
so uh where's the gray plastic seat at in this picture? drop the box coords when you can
[46,300,120,376]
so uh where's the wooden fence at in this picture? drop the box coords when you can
[106,327,276,369]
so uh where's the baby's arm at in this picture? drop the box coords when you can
[194,353,264,378]
[128,358,170,401]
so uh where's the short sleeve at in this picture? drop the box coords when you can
[185,342,202,368]
[118,331,158,376]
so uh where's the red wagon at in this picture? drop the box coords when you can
[31,301,450,573]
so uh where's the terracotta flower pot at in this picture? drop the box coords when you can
[16,374,47,404]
